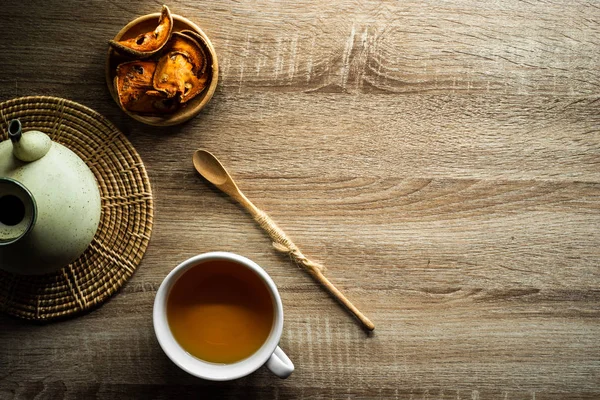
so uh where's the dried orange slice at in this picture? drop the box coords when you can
[152,32,210,103]
[115,60,178,114]
[109,5,173,58]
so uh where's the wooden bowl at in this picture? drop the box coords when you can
[106,13,219,126]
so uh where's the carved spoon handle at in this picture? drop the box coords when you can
[193,149,375,331]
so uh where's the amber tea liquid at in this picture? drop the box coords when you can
[166,259,274,364]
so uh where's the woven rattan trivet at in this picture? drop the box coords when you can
[0,96,153,321]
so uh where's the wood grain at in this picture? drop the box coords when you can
[1,0,599,399]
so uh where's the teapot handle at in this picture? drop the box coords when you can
[8,119,22,142]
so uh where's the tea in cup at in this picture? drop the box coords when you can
[153,252,294,380]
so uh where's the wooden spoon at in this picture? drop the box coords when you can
[193,149,375,331]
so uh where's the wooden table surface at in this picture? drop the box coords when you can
[1,0,599,399]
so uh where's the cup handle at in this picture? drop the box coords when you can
[266,346,294,378]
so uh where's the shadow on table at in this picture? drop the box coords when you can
[144,350,296,400]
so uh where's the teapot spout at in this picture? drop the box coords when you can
[7,119,52,162]
[0,178,37,246]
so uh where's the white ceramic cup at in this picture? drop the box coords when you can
[153,251,294,381]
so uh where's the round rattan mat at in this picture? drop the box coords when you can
[0,96,153,321]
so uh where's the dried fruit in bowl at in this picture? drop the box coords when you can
[115,60,178,114]
[152,33,209,103]
[178,30,212,83]
[169,32,208,76]
[109,5,173,58]
[179,29,212,70]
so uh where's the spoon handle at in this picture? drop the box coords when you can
[246,205,375,331]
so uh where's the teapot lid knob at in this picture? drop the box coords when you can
[7,119,52,162]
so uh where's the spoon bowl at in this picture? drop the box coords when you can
[192,150,229,186]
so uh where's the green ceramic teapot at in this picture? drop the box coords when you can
[0,119,101,275]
